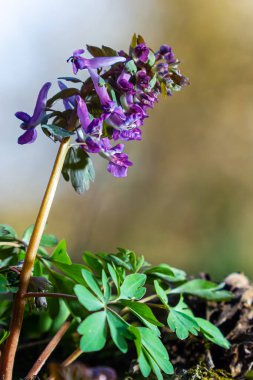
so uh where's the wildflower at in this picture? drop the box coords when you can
[68,49,126,74]
[133,43,150,63]
[16,82,51,144]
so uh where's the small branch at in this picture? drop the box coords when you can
[18,338,51,351]
[140,288,171,304]
[26,321,71,380]
[145,303,166,310]
[24,292,77,300]
[47,348,83,380]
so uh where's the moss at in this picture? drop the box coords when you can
[171,364,233,380]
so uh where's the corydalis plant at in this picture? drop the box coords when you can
[16,34,188,189]
[1,35,231,380]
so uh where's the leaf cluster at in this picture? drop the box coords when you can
[0,225,234,379]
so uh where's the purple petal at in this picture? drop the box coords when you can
[88,68,112,107]
[86,118,103,137]
[85,137,101,153]
[113,127,142,141]
[107,162,128,178]
[73,49,85,56]
[134,43,149,63]
[15,111,31,123]
[86,56,126,69]
[18,128,37,145]
[29,82,52,127]
[76,96,91,133]
[58,81,76,109]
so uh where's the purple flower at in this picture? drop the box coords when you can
[76,95,103,153]
[158,44,176,64]
[88,68,113,110]
[58,81,76,110]
[136,69,150,89]
[113,127,142,141]
[76,95,91,133]
[15,82,51,144]
[100,138,133,177]
[134,43,150,63]
[117,71,135,93]
[108,152,133,177]
[68,49,126,74]
[156,62,169,75]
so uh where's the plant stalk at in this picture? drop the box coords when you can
[1,138,70,380]
[26,321,70,379]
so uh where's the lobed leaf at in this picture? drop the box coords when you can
[106,310,129,353]
[78,311,107,352]
[196,317,230,349]
[81,269,104,302]
[74,284,104,311]
[167,298,199,340]
[171,279,234,301]
[51,240,71,264]
[120,273,146,300]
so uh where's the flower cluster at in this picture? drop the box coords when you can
[15,35,188,178]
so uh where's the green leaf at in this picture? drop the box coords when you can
[128,326,152,378]
[51,240,71,264]
[149,74,157,89]
[102,270,111,303]
[78,311,107,352]
[40,234,58,247]
[106,310,129,353]
[47,270,85,317]
[167,298,199,340]
[137,34,145,44]
[107,264,120,293]
[0,274,8,293]
[81,269,104,302]
[86,45,104,57]
[47,88,80,108]
[135,255,145,272]
[0,329,9,345]
[171,279,234,301]
[82,251,103,273]
[145,264,175,278]
[0,225,17,242]
[58,76,83,83]
[154,280,168,307]
[42,124,74,138]
[120,300,163,328]
[98,77,106,87]
[62,147,95,194]
[120,273,146,300]
[130,33,137,49]
[139,327,174,375]
[145,349,163,380]
[125,59,137,74]
[102,45,118,57]
[74,284,104,311]
[52,262,85,284]
[196,318,230,349]
[147,51,156,66]
[22,225,34,245]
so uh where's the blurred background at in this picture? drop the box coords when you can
[1,0,253,279]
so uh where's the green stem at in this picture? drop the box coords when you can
[24,292,77,300]
[1,138,70,380]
